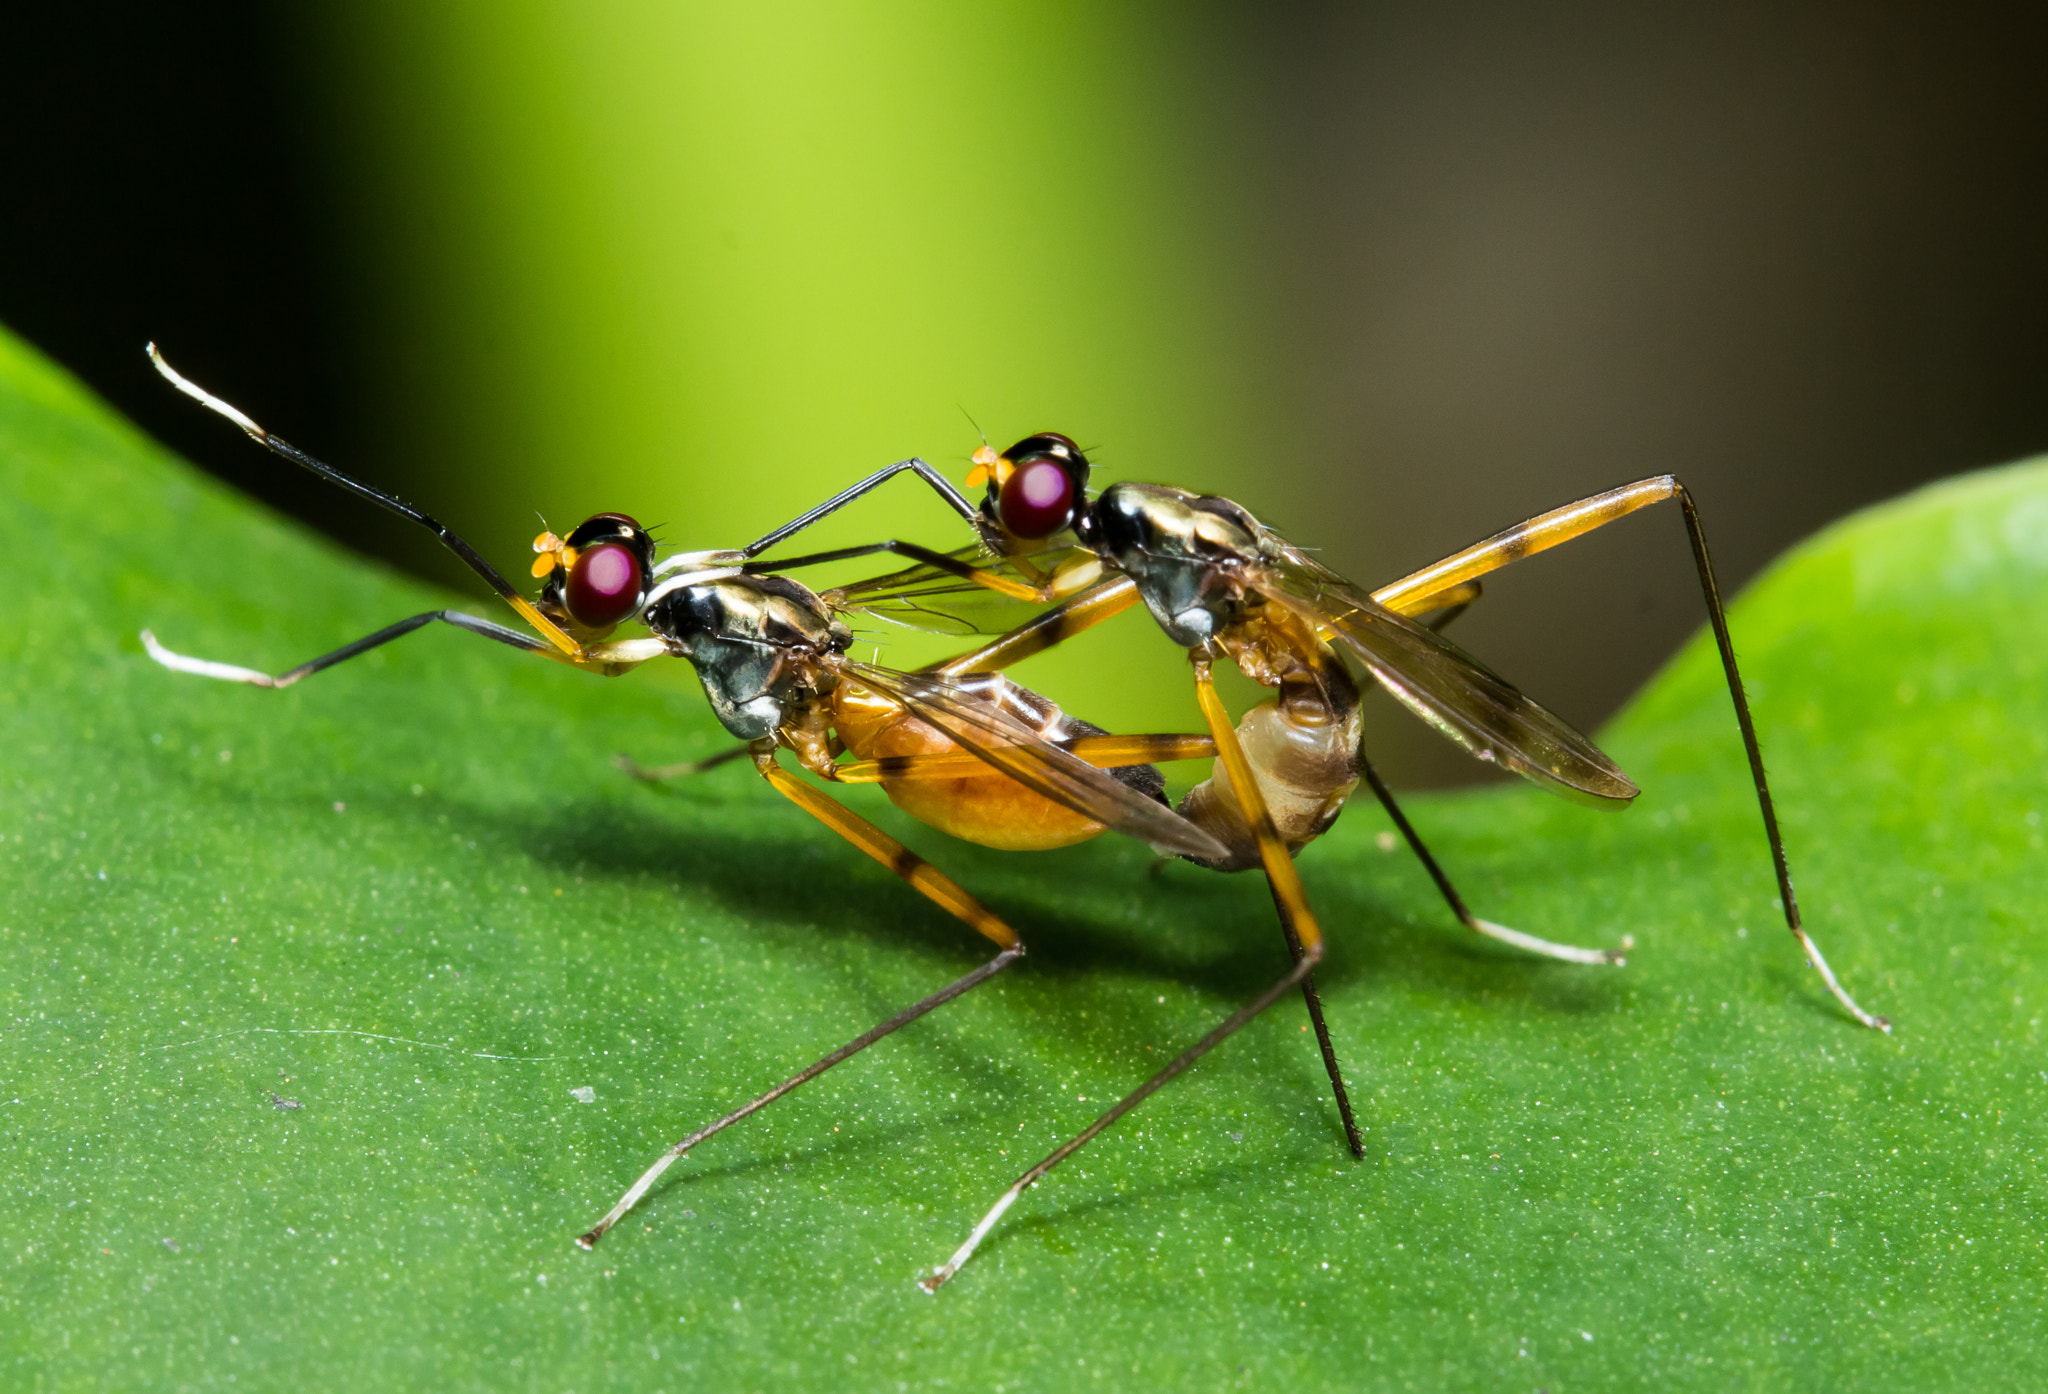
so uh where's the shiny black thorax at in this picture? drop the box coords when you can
[1079,481,1273,648]
[642,573,851,739]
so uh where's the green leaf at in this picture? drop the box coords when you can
[3,322,2042,1388]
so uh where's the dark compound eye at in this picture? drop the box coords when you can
[566,512,643,547]
[565,542,644,627]
[998,458,1079,538]
[1023,432,1081,459]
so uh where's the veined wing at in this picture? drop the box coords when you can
[842,662,1233,861]
[822,543,1093,636]
[1253,543,1639,807]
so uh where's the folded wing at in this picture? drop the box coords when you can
[824,544,1088,636]
[844,662,1235,860]
[1256,546,1638,807]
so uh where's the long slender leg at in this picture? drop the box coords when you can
[1358,755,1624,965]
[149,346,589,659]
[1368,477,1887,1031]
[740,458,980,557]
[141,614,663,688]
[920,953,1316,1293]
[1190,655,1363,1160]
[747,540,1051,602]
[615,745,755,782]
[925,576,1142,677]
[753,752,1026,944]
[1671,492,1886,1029]
[578,743,1028,1247]
[1370,478,1683,616]
[927,581,1361,1150]
[920,654,1340,1292]
[580,948,1021,1249]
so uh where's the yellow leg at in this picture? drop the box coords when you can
[1190,655,1322,954]
[926,576,1142,677]
[831,733,1217,785]
[577,740,1030,1248]
[923,661,1349,1290]
[1370,476,1887,1030]
[755,746,1020,951]
[1372,477,1681,616]
[1196,651,1362,1154]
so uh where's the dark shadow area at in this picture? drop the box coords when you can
[0,3,441,580]
[138,717,1638,1029]
[496,779,1630,1007]
[988,1146,1327,1258]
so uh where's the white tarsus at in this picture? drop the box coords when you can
[918,1184,1024,1294]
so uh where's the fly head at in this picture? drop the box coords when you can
[530,513,657,637]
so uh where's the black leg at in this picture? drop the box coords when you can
[579,947,1024,1249]
[1673,487,1888,1031]
[1358,754,1624,965]
[149,345,587,657]
[142,610,557,689]
[920,946,1320,1292]
[741,458,980,556]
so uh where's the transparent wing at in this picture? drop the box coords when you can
[843,662,1233,861]
[1253,543,1639,806]
[823,544,1090,636]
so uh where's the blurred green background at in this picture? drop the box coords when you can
[7,2,2048,780]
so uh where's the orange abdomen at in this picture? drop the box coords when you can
[831,682,1107,852]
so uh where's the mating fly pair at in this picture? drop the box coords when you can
[142,348,1888,1294]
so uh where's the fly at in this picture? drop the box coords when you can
[786,430,1890,1290]
[135,347,1279,1281]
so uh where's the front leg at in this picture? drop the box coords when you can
[142,614,664,688]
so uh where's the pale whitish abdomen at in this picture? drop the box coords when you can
[1177,671,1363,873]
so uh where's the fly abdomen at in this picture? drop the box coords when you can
[1176,679,1363,872]
[830,674,1169,852]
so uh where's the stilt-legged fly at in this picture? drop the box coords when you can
[767,430,1891,1290]
[139,348,1350,1284]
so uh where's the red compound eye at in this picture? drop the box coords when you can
[565,542,643,628]
[997,458,1077,539]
